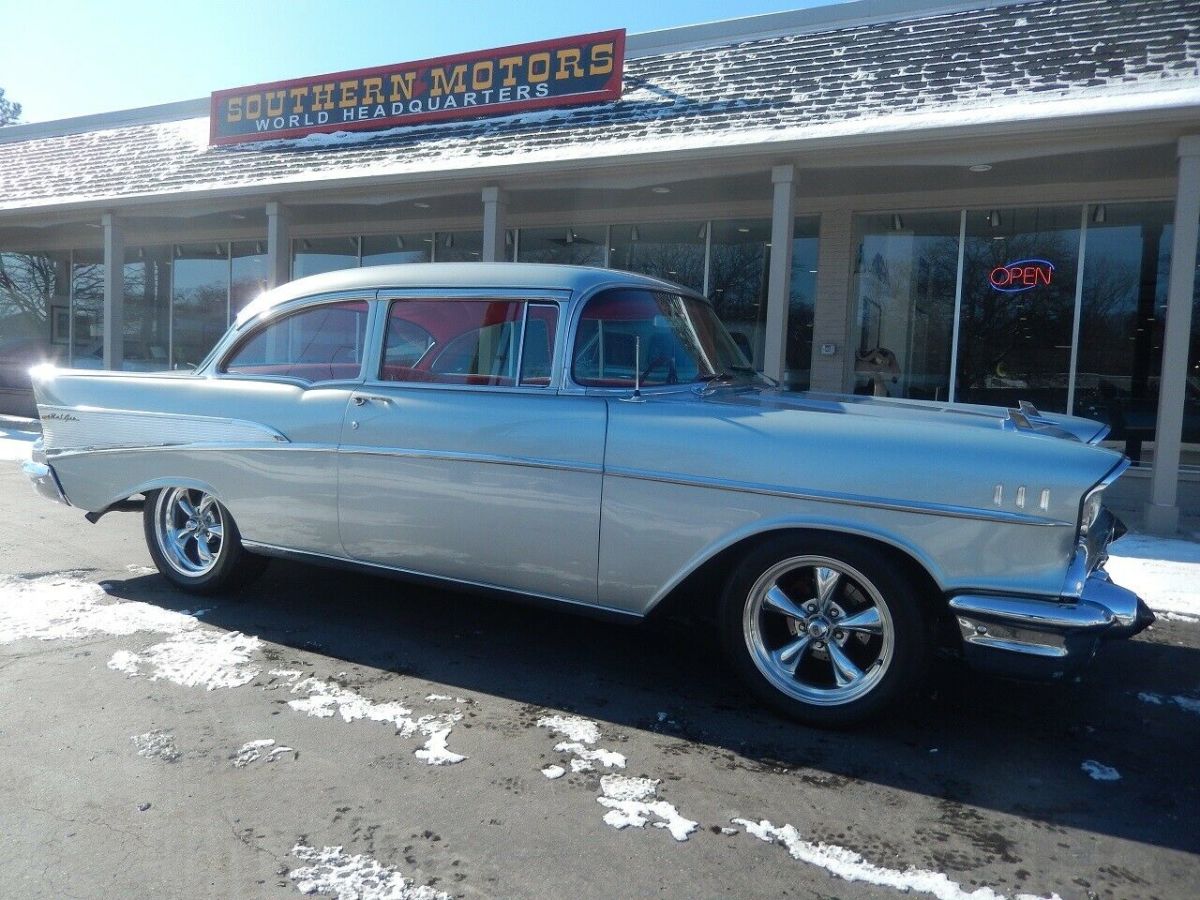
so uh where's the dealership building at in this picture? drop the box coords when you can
[1,0,1198,529]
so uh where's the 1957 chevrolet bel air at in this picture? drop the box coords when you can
[24,263,1154,725]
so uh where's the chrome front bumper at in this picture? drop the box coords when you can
[948,569,1155,680]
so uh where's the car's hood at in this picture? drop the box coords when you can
[695,387,1108,445]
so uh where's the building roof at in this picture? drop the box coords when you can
[1,0,1197,215]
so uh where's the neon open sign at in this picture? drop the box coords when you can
[989,259,1055,293]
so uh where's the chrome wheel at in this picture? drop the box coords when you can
[154,487,225,578]
[742,555,895,707]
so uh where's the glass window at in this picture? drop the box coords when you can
[851,211,960,400]
[956,206,1082,412]
[517,226,606,266]
[223,300,368,382]
[122,247,172,371]
[70,248,104,368]
[786,216,821,391]
[381,299,524,386]
[0,251,70,400]
[361,233,431,266]
[434,231,483,262]
[572,288,752,388]
[172,243,229,369]
[609,222,705,292]
[520,304,558,386]
[708,219,770,366]
[231,241,268,319]
[292,236,359,278]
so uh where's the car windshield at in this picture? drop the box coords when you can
[572,288,759,388]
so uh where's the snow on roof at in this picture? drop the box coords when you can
[0,0,1197,214]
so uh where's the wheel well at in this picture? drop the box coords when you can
[645,527,947,629]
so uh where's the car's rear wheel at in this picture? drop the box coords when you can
[143,487,266,594]
[719,532,927,727]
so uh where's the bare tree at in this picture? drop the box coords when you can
[0,88,21,126]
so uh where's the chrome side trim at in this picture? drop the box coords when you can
[45,442,334,461]
[336,445,604,475]
[605,465,1071,526]
[240,540,640,622]
[38,405,289,452]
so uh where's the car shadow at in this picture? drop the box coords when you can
[102,560,1200,855]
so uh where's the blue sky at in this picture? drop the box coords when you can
[0,0,841,123]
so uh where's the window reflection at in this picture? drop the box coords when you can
[851,212,959,400]
[0,251,70,411]
[609,222,705,292]
[434,231,483,262]
[70,249,104,368]
[231,241,268,319]
[708,219,769,367]
[787,216,820,391]
[292,236,359,278]
[172,244,229,370]
[122,247,172,371]
[361,233,431,266]
[517,226,605,266]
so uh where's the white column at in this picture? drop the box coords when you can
[101,213,124,371]
[481,186,508,263]
[763,165,795,383]
[1144,136,1200,534]
[266,201,291,288]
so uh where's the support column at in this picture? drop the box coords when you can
[266,201,291,288]
[808,208,854,392]
[763,165,795,383]
[481,186,508,263]
[101,213,124,371]
[1144,135,1200,534]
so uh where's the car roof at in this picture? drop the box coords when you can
[236,263,700,326]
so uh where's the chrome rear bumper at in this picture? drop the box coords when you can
[948,569,1155,680]
[22,443,71,507]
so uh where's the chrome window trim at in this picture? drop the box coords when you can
[605,464,1072,526]
[366,291,569,393]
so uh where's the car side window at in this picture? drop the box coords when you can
[380,299,557,387]
[222,300,369,382]
[572,289,703,387]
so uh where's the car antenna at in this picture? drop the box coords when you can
[633,335,642,399]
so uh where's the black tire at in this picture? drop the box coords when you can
[143,487,267,595]
[719,531,927,727]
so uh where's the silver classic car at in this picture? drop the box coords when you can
[24,264,1153,725]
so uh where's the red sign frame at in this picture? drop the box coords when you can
[209,30,625,146]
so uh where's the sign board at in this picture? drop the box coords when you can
[209,30,625,146]
[989,259,1056,293]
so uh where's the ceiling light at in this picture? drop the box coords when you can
[1092,204,1107,224]
[988,209,1002,228]
[414,201,431,209]
[395,235,405,250]
[504,230,514,247]
[891,214,904,231]
[630,226,640,242]
[968,164,993,173]
[230,212,247,220]
[736,226,750,234]
[444,233,454,248]
[566,229,575,244]
[173,246,182,258]
[255,242,264,255]
[651,187,670,194]
[699,223,710,239]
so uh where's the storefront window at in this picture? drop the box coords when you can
[0,251,70,403]
[609,222,705,293]
[956,206,1082,412]
[123,246,171,371]
[70,249,104,368]
[787,216,820,390]
[172,243,229,369]
[708,219,769,366]
[517,226,606,266]
[851,211,959,400]
[231,241,268,319]
[292,236,359,278]
[434,230,483,262]
[361,233,431,266]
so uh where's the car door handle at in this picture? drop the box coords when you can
[353,395,392,406]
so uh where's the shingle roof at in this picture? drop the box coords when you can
[1,0,1197,213]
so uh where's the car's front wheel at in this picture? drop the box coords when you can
[143,487,266,594]
[719,533,927,727]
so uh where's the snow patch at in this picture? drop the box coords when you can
[0,573,198,644]
[1107,533,1200,617]
[132,729,181,763]
[1137,691,1200,716]
[735,818,1061,900]
[541,764,565,779]
[1081,760,1121,782]
[107,630,261,690]
[234,738,294,767]
[535,713,601,744]
[555,741,626,771]
[414,728,466,766]
[0,426,37,461]
[288,843,448,900]
[598,775,697,842]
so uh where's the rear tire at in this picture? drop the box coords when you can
[719,532,927,727]
[143,487,267,594]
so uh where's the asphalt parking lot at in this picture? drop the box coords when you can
[1,462,1198,900]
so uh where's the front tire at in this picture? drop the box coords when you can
[143,487,266,594]
[719,532,927,727]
